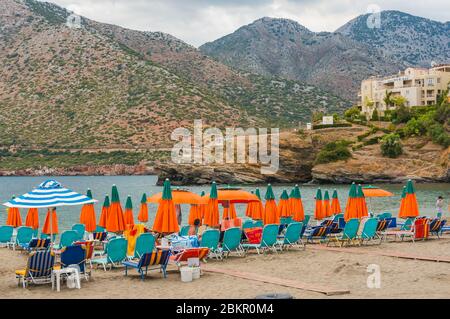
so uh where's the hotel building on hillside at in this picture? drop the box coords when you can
[359,64,450,117]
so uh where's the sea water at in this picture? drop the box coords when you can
[0,176,448,232]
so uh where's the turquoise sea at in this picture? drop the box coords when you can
[0,176,448,232]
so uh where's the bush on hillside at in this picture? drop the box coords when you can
[404,118,426,137]
[380,133,403,158]
[428,123,450,148]
[315,140,352,164]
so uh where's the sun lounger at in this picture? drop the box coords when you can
[429,219,446,238]
[199,229,221,260]
[327,218,360,247]
[91,237,128,271]
[306,226,330,244]
[20,238,50,252]
[11,226,33,251]
[179,225,190,237]
[217,227,245,258]
[134,233,155,258]
[0,225,13,248]
[72,224,86,241]
[382,218,419,242]
[15,250,55,288]
[359,218,379,244]
[276,222,304,250]
[53,230,79,250]
[123,250,171,280]
[242,224,279,254]
[60,245,90,281]
[170,247,210,267]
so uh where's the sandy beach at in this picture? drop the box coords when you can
[1,235,450,299]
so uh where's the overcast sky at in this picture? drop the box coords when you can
[44,0,450,47]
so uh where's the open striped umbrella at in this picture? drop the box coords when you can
[330,189,341,215]
[323,190,332,218]
[204,182,220,228]
[123,195,135,228]
[290,185,305,222]
[314,188,326,220]
[98,195,110,229]
[152,179,179,234]
[106,185,125,233]
[263,184,278,225]
[137,193,149,223]
[80,189,96,232]
[277,190,291,218]
[6,197,22,228]
[399,180,419,218]
[4,180,96,239]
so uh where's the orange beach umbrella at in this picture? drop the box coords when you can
[290,185,305,222]
[152,179,179,234]
[148,189,202,205]
[330,189,341,215]
[245,191,255,217]
[137,193,149,223]
[323,190,332,218]
[98,195,110,228]
[399,180,420,218]
[203,182,220,228]
[344,183,358,221]
[398,186,407,218]
[42,208,58,235]
[6,197,22,227]
[188,204,202,226]
[356,184,369,218]
[123,195,135,228]
[314,188,326,220]
[202,187,259,204]
[222,202,237,220]
[263,184,278,225]
[80,189,96,232]
[362,185,393,215]
[277,190,291,218]
[199,191,208,219]
[25,208,39,230]
[247,189,264,220]
[106,185,125,233]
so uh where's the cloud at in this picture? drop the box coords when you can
[43,0,450,47]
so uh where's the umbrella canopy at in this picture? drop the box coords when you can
[80,189,96,232]
[330,189,342,215]
[199,191,208,219]
[4,179,96,208]
[245,191,255,217]
[323,190,332,218]
[188,204,202,226]
[222,202,237,220]
[204,182,220,227]
[247,189,264,220]
[98,195,110,228]
[398,186,407,217]
[137,193,149,223]
[148,189,202,205]
[277,190,291,218]
[399,180,420,218]
[263,184,278,224]
[290,185,305,222]
[356,184,369,218]
[42,208,58,235]
[202,187,259,204]
[152,179,179,233]
[344,183,358,221]
[123,196,135,227]
[362,185,394,197]
[314,188,326,220]
[25,208,39,230]
[106,185,125,233]
[6,197,22,227]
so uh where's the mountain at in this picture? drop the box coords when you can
[1,0,261,150]
[85,17,350,126]
[200,17,401,100]
[0,0,351,154]
[336,10,450,67]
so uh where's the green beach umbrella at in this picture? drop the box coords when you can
[265,184,276,200]
[255,188,262,200]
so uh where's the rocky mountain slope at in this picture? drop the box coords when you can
[337,10,450,67]
[200,17,401,101]
[200,13,449,101]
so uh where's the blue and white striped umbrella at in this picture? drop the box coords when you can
[3,179,97,208]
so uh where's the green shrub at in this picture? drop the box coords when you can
[312,123,352,130]
[344,106,361,121]
[434,104,449,124]
[404,118,426,137]
[371,109,379,121]
[392,105,412,124]
[315,140,352,164]
[428,123,450,148]
[380,133,403,158]
[363,136,380,146]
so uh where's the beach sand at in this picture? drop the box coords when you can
[1,236,450,299]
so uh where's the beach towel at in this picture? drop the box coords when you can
[124,224,146,256]
[244,228,263,244]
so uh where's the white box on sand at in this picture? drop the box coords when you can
[180,267,193,282]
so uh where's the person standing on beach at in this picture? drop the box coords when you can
[436,196,444,218]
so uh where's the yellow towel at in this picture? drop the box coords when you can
[124,224,145,256]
